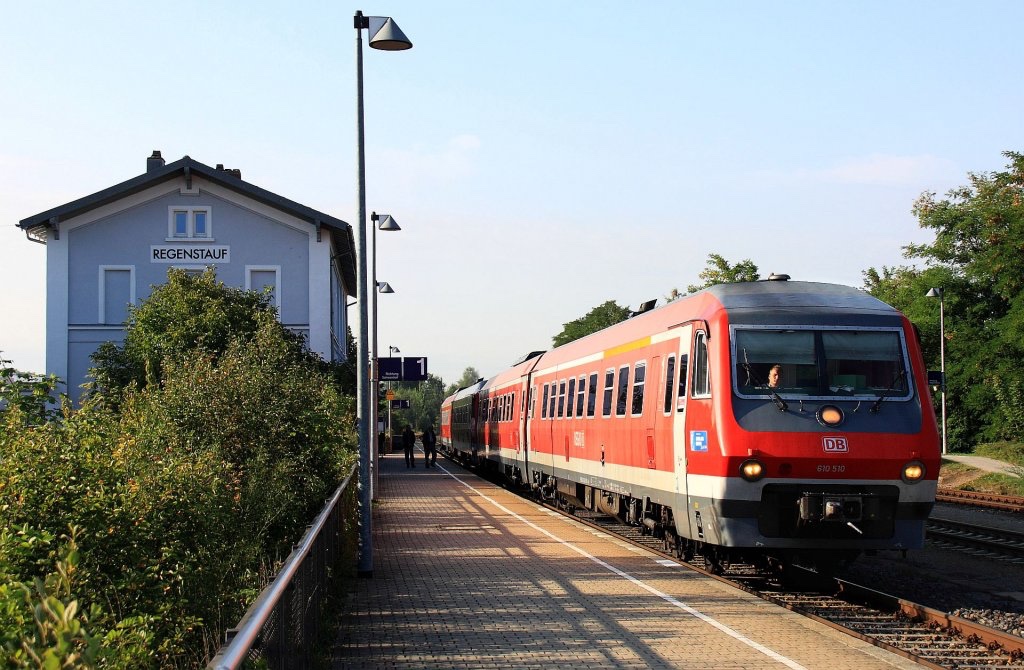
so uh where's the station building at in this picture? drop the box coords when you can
[17,151,357,403]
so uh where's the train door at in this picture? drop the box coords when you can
[672,326,694,537]
[684,326,717,543]
[646,356,660,469]
[515,375,531,482]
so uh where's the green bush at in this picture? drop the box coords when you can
[1,268,357,667]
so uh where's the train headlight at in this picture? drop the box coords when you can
[816,405,844,427]
[740,459,765,482]
[901,460,926,483]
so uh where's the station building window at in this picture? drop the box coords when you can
[168,206,213,240]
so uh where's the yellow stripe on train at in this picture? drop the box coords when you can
[604,336,651,359]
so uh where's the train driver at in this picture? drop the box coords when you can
[767,364,782,388]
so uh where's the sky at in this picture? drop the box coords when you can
[2,1,1023,388]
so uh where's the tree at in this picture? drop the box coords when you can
[864,151,1024,447]
[445,366,482,397]
[684,253,760,294]
[390,374,447,432]
[552,300,630,347]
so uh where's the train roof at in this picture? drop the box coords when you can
[703,280,894,312]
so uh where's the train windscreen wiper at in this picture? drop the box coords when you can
[870,369,907,414]
[741,351,787,412]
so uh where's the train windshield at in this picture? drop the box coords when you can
[732,326,911,400]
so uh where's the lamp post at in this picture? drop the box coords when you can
[355,10,411,578]
[386,344,400,455]
[370,211,401,499]
[926,287,947,455]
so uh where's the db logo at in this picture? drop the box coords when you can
[822,436,849,453]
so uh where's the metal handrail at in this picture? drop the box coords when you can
[208,464,358,669]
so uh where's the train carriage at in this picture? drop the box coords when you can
[441,278,940,572]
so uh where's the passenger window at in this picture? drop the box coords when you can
[664,355,676,414]
[542,384,550,419]
[616,365,630,417]
[576,376,586,417]
[692,333,710,397]
[587,373,598,417]
[677,354,689,411]
[557,380,566,418]
[602,369,615,417]
[567,378,576,418]
[511,392,516,421]
[548,382,557,418]
[632,362,646,415]
[529,386,536,419]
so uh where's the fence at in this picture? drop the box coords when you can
[207,465,359,669]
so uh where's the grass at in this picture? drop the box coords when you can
[939,440,1024,496]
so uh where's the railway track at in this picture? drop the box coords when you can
[549,501,1024,668]
[926,517,1024,564]
[936,489,1024,513]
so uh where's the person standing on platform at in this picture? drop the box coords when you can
[402,424,416,468]
[422,424,437,468]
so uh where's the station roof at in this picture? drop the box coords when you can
[17,152,357,293]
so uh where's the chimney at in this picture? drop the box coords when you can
[147,150,165,172]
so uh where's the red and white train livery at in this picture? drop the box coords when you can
[440,278,940,571]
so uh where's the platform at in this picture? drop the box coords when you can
[330,449,921,669]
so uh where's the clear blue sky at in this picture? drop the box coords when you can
[2,2,1022,387]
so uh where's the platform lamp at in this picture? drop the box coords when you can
[355,10,412,578]
[925,287,947,455]
[369,212,400,503]
[386,345,401,458]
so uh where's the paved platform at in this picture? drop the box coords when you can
[330,450,921,669]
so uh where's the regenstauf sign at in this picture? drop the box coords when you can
[151,245,230,263]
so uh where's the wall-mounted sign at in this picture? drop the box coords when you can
[151,245,230,263]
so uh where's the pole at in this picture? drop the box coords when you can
[354,11,373,577]
[939,293,947,456]
[371,215,379,500]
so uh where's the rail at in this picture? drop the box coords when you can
[207,465,359,670]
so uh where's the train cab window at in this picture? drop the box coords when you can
[566,378,576,418]
[587,372,598,417]
[557,380,567,418]
[664,355,676,414]
[541,384,550,419]
[677,353,689,411]
[692,332,711,398]
[576,376,586,417]
[616,365,630,416]
[632,362,646,415]
[732,327,908,399]
[602,369,615,417]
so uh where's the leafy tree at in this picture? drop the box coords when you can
[0,354,62,426]
[552,300,630,347]
[864,151,1024,448]
[684,253,760,294]
[88,267,290,398]
[445,367,482,397]
[390,374,446,432]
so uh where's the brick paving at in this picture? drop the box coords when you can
[331,450,920,669]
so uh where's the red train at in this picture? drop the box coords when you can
[440,278,940,573]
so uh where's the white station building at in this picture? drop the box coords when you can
[18,151,357,402]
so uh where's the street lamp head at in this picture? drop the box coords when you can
[372,212,402,231]
[390,346,400,355]
[925,287,944,299]
[377,281,395,294]
[367,16,413,51]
